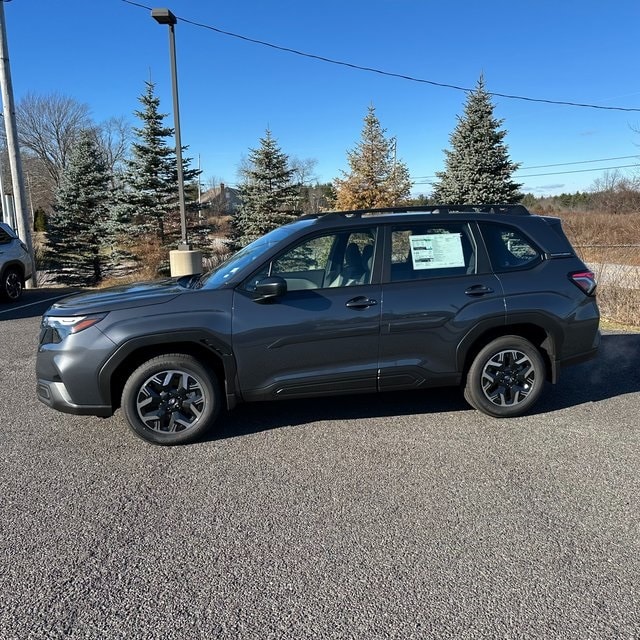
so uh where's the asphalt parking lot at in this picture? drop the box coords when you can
[1,290,639,639]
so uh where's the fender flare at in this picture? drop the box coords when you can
[97,330,239,410]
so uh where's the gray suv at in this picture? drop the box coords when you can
[0,222,33,302]
[36,205,600,445]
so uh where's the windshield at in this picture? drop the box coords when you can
[199,221,315,289]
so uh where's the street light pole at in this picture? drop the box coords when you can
[151,8,187,250]
[151,8,202,276]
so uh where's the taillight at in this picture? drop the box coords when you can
[569,271,597,296]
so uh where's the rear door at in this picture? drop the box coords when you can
[378,221,505,390]
[479,221,599,360]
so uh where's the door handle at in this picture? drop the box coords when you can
[464,285,494,297]
[346,296,378,309]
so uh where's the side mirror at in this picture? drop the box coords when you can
[254,276,287,302]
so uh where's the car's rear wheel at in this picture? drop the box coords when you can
[122,354,221,445]
[1,267,24,301]
[464,335,545,417]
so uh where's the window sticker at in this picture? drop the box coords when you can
[409,233,466,270]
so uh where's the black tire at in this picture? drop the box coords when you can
[122,353,221,445]
[1,267,24,302]
[464,335,545,418]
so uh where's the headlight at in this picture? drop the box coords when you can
[41,313,107,343]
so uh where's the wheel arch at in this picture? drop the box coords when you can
[0,260,25,280]
[100,335,237,414]
[458,323,557,384]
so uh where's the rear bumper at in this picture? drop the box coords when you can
[36,379,113,417]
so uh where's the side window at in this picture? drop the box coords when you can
[243,228,377,292]
[0,227,13,245]
[481,224,541,271]
[272,235,332,277]
[389,223,476,282]
[329,231,376,288]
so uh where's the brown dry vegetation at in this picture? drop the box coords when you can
[557,211,640,265]
[551,210,640,327]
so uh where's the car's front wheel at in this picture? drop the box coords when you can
[122,354,221,445]
[464,336,545,418]
[1,267,24,301]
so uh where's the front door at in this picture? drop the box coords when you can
[232,227,382,401]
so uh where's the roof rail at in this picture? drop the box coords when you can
[313,204,531,219]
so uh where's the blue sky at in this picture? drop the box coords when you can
[4,0,640,196]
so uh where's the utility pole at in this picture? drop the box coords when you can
[0,1,35,287]
[197,153,202,221]
[0,138,5,222]
[391,136,398,206]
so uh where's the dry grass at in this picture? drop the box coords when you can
[98,235,232,289]
[558,211,640,265]
[554,211,640,327]
[596,284,640,328]
[99,239,169,289]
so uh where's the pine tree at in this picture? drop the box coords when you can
[432,76,522,205]
[228,130,300,250]
[117,81,198,248]
[47,130,113,285]
[334,105,412,210]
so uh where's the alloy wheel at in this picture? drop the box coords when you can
[5,271,22,300]
[135,369,206,433]
[480,349,536,407]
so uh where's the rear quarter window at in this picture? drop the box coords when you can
[481,223,541,271]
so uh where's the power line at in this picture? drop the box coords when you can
[411,162,640,184]
[517,155,639,170]
[410,155,640,181]
[516,163,640,178]
[121,0,640,113]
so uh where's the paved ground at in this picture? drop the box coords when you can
[1,291,639,639]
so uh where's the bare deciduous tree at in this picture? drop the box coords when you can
[15,92,91,186]
[23,154,56,215]
[290,157,318,186]
[590,170,640,215]
[97,116,131,180]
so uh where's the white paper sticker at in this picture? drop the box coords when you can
[409,233,466,270]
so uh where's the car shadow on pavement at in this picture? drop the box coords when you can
[214,385,466,440]
[0,288,79,321]
[535,332,640,413]
[213,332,640,441]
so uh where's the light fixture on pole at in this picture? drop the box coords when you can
[151,7,202,276]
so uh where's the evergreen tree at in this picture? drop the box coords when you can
[47,130,113,285]
[432,76,522,204]
[334,105,412,209]
[228,130,300,250]
[33,207,47,232]
[117,81,198,247]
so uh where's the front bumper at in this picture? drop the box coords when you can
[36,379,112,417]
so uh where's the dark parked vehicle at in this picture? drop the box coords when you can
[0,222,32,302]
[36,205,600,445]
